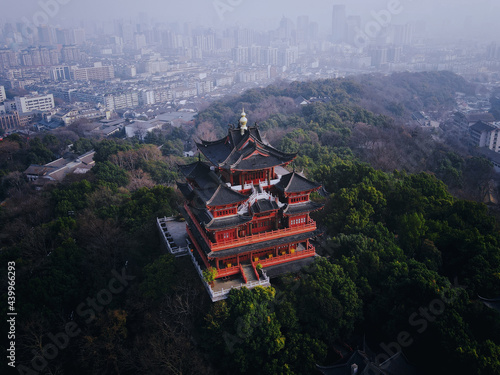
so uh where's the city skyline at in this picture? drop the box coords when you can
[1,0,499,41]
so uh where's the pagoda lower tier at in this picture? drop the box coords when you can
[181,204,322,279]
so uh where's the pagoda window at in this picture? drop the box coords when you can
[290,216,306,227]
[214,207,237,217]
[290,195,308,204]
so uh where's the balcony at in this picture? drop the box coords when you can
[184,202,317,252]
[211,220,317,251]
[252,244,316,268]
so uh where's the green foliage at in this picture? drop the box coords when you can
[26,136,56,164]
[71,138,97,154]
[202,267,218,284]
[51,179,93,217]
[291,258,362,343]
[120,185,177,231]
[140,254,176,300]
[94,139,132,162]
[210,287,287,375]
[92,161,130,188]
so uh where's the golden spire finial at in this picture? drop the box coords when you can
[239,107,248,134]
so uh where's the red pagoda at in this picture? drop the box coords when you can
[179,110,323,294]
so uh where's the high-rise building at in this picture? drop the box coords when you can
[487,42,499,60]
[0,111,20,131]
[0,50,19,68]
[0,86,6,102]
[387,47,402,63]
[332,5,347,43]
[296,15,310,43]
[232,46,249,64]
[56,28,74,45]
[37,25,55,45]
[73,29,86,45]
[15,94,55,114]
[392,23,414,46]
[347,15,362,45]
[261,47,278,65]
[51,66,71,81]
[71,63,114,81]
[61,46,81,62]
[371,47,388,67]
[278,46,299,67]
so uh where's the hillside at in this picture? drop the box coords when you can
[0,72,499,375]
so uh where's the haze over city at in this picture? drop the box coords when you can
[2,0,500,40]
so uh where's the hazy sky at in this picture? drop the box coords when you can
[2,0,499,40]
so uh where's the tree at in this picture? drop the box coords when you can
[140,255,176,300]
[92,161,130,188]
[292,258,362,344]
[202,267,217,285]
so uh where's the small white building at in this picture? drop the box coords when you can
[124,119,166,139]
[15,94,54,114]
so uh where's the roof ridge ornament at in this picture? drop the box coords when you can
[239,107,248,135]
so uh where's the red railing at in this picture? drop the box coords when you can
[186,226,211,269]
[240,264,248,284]
[251,262,260,281]
[216,265,241,279]
[256,247,316,268]
[211,220,317,251]
[185,202,317,252]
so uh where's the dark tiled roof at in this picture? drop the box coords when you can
[177,182,194,200]
[275,172,321,193]
[252,198,279,213]
[190,206,252,230]
[206,215,253,230]
[195,139,233,166]
[283,201,324,216]
[317,350,418,375]
[196,125,296,171]
[197,184,247,207]
[479,296,500,313]
[207,229,322,259]
[470,120,495,133]
[379,352,418,375]
[24,164,55,176]
[467,113,495,123]
[178,161,221,190]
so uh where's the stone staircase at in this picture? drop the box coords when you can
[241,264,258,283]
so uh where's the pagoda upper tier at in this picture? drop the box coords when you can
[196,123,296,171]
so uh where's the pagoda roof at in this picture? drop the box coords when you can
[191,206,253,230]
[196,184,247,207]
[275,172,321,194]
[251,198,279,214]
[283,201,324,216]
[177,182,195,200]
[178,161,219,189]
[208,230,322,259]
[196,125,296,171]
